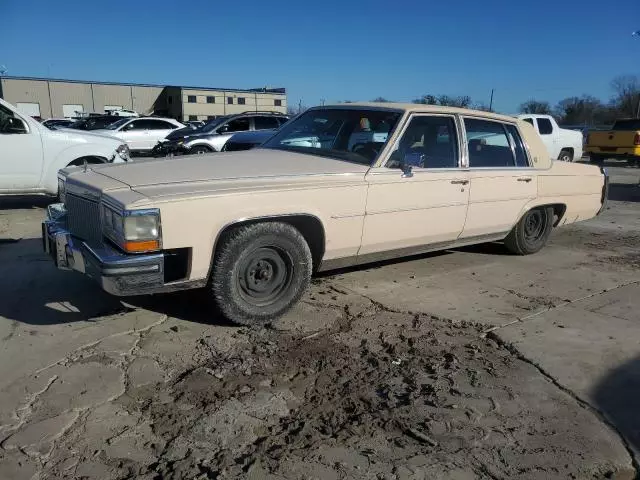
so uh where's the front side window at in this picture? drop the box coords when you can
[254,116,280,130]
[387,115,459,169]
[465,118,518,168]
[537,118,553,135]
[223,118,250,133]
[262,108,402,166]
[106,118,131,130]
[0,105,28,134]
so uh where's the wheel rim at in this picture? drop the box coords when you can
[236,246,293,306]
[523,210,547,243]
[194,147,208,155]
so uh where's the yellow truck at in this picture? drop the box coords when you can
[586,119,640,166]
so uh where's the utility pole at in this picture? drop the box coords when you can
[320,98,325,106]
[489,89,494,111]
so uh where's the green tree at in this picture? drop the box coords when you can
[519,100,552,115]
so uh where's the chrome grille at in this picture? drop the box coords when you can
[66,194,102,243]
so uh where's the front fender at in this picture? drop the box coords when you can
[44,144,115,194]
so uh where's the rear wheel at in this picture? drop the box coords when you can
[558,149,573,162]
[209,222,312,326]
[504,207,554,255]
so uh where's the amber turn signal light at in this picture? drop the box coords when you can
[123,240,160,253]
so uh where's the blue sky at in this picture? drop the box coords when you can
[2,0,639,113]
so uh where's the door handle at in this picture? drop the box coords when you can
[517,177,533,183]
[450,179,469,185]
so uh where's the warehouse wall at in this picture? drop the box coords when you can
[132,86,164,115]
[0,78,53,118]
[49,81,93,117]
[91,84,133,113]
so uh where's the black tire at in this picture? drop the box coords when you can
[504,207,554,255]
[190,145,213,155]
[590,154,604,165]
[558,149,573,162]
[209,222,312,326]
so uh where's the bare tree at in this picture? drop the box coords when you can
[473,102,493,112]
[412,94,471,107]
[371,97,390,102]
[610,74,640,118]
[519,100,552,115]
[412,95,438,105]
[554,95,604,125]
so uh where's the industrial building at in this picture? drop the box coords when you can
[0,76,287,121]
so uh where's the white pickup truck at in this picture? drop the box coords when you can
[0,98,131,196]
[517,114,583,162]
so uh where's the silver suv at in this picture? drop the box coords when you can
[152,111,288,156]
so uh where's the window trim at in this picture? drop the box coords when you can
[461,115,534,169]
[381,113,464,171]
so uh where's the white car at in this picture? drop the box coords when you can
[105,108,139,117]
[0,98,130,196]
[517,114,583,162]
[93,117,184,153]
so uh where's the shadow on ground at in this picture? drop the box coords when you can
[592,355,640,460]
[0,196,54,211]
[609,183,640,203]
[0,238,232,327]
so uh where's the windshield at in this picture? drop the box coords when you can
[105,118,130,130]
[262,108,402,165]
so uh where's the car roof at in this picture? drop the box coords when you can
[319,102,518,123]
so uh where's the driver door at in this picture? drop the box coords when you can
[117,119,149,151]
[0,105,44,191]
[359,114,470,256]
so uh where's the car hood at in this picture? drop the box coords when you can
[50,128,122,144]
[89,149,369,189]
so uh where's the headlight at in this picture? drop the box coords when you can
[58,178,66,203]
[102,206,161,253]
[116,143,130,161]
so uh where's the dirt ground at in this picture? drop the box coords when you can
[0,164,638,480]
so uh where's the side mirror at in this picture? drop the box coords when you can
[218,125,229,134]
[6,117,28,134]
[401,152,423,177]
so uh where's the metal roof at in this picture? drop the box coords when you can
[0,75,285,94]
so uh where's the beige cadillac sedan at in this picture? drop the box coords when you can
[44,104,609,325]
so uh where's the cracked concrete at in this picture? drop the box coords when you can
[0,168,638,479]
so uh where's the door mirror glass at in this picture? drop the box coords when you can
[2,117,28,134]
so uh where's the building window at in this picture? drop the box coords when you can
[227,97,234,105]
[188,115,198,121]
[274,99,282,107]
[207,115,216,120]
[237,97,246,105]
[187,95,197,103]
[168,96,173,104]
[207,96,215,104]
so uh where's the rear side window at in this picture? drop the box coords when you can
[465,118,515,167]
[537,118,553,135]
[504,124,530,167]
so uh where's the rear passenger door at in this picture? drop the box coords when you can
[459,117,537,240]
[253,116,280,131]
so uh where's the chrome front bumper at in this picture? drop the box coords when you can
[42,204,179,296]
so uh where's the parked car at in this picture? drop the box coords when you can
[42,118,77,129]
[221,129,278,152]
[0,98,130,196]
[585,118,640,166]
[152,111,288,157]
[91,117,184,154]
[43,103,608,326]
[105,108,139,117]
[67,115,125,131]
[517,114,583,162]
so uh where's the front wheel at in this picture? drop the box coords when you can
[190,145,213,155]
[504,207,554,255]
[209,222,312,326]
